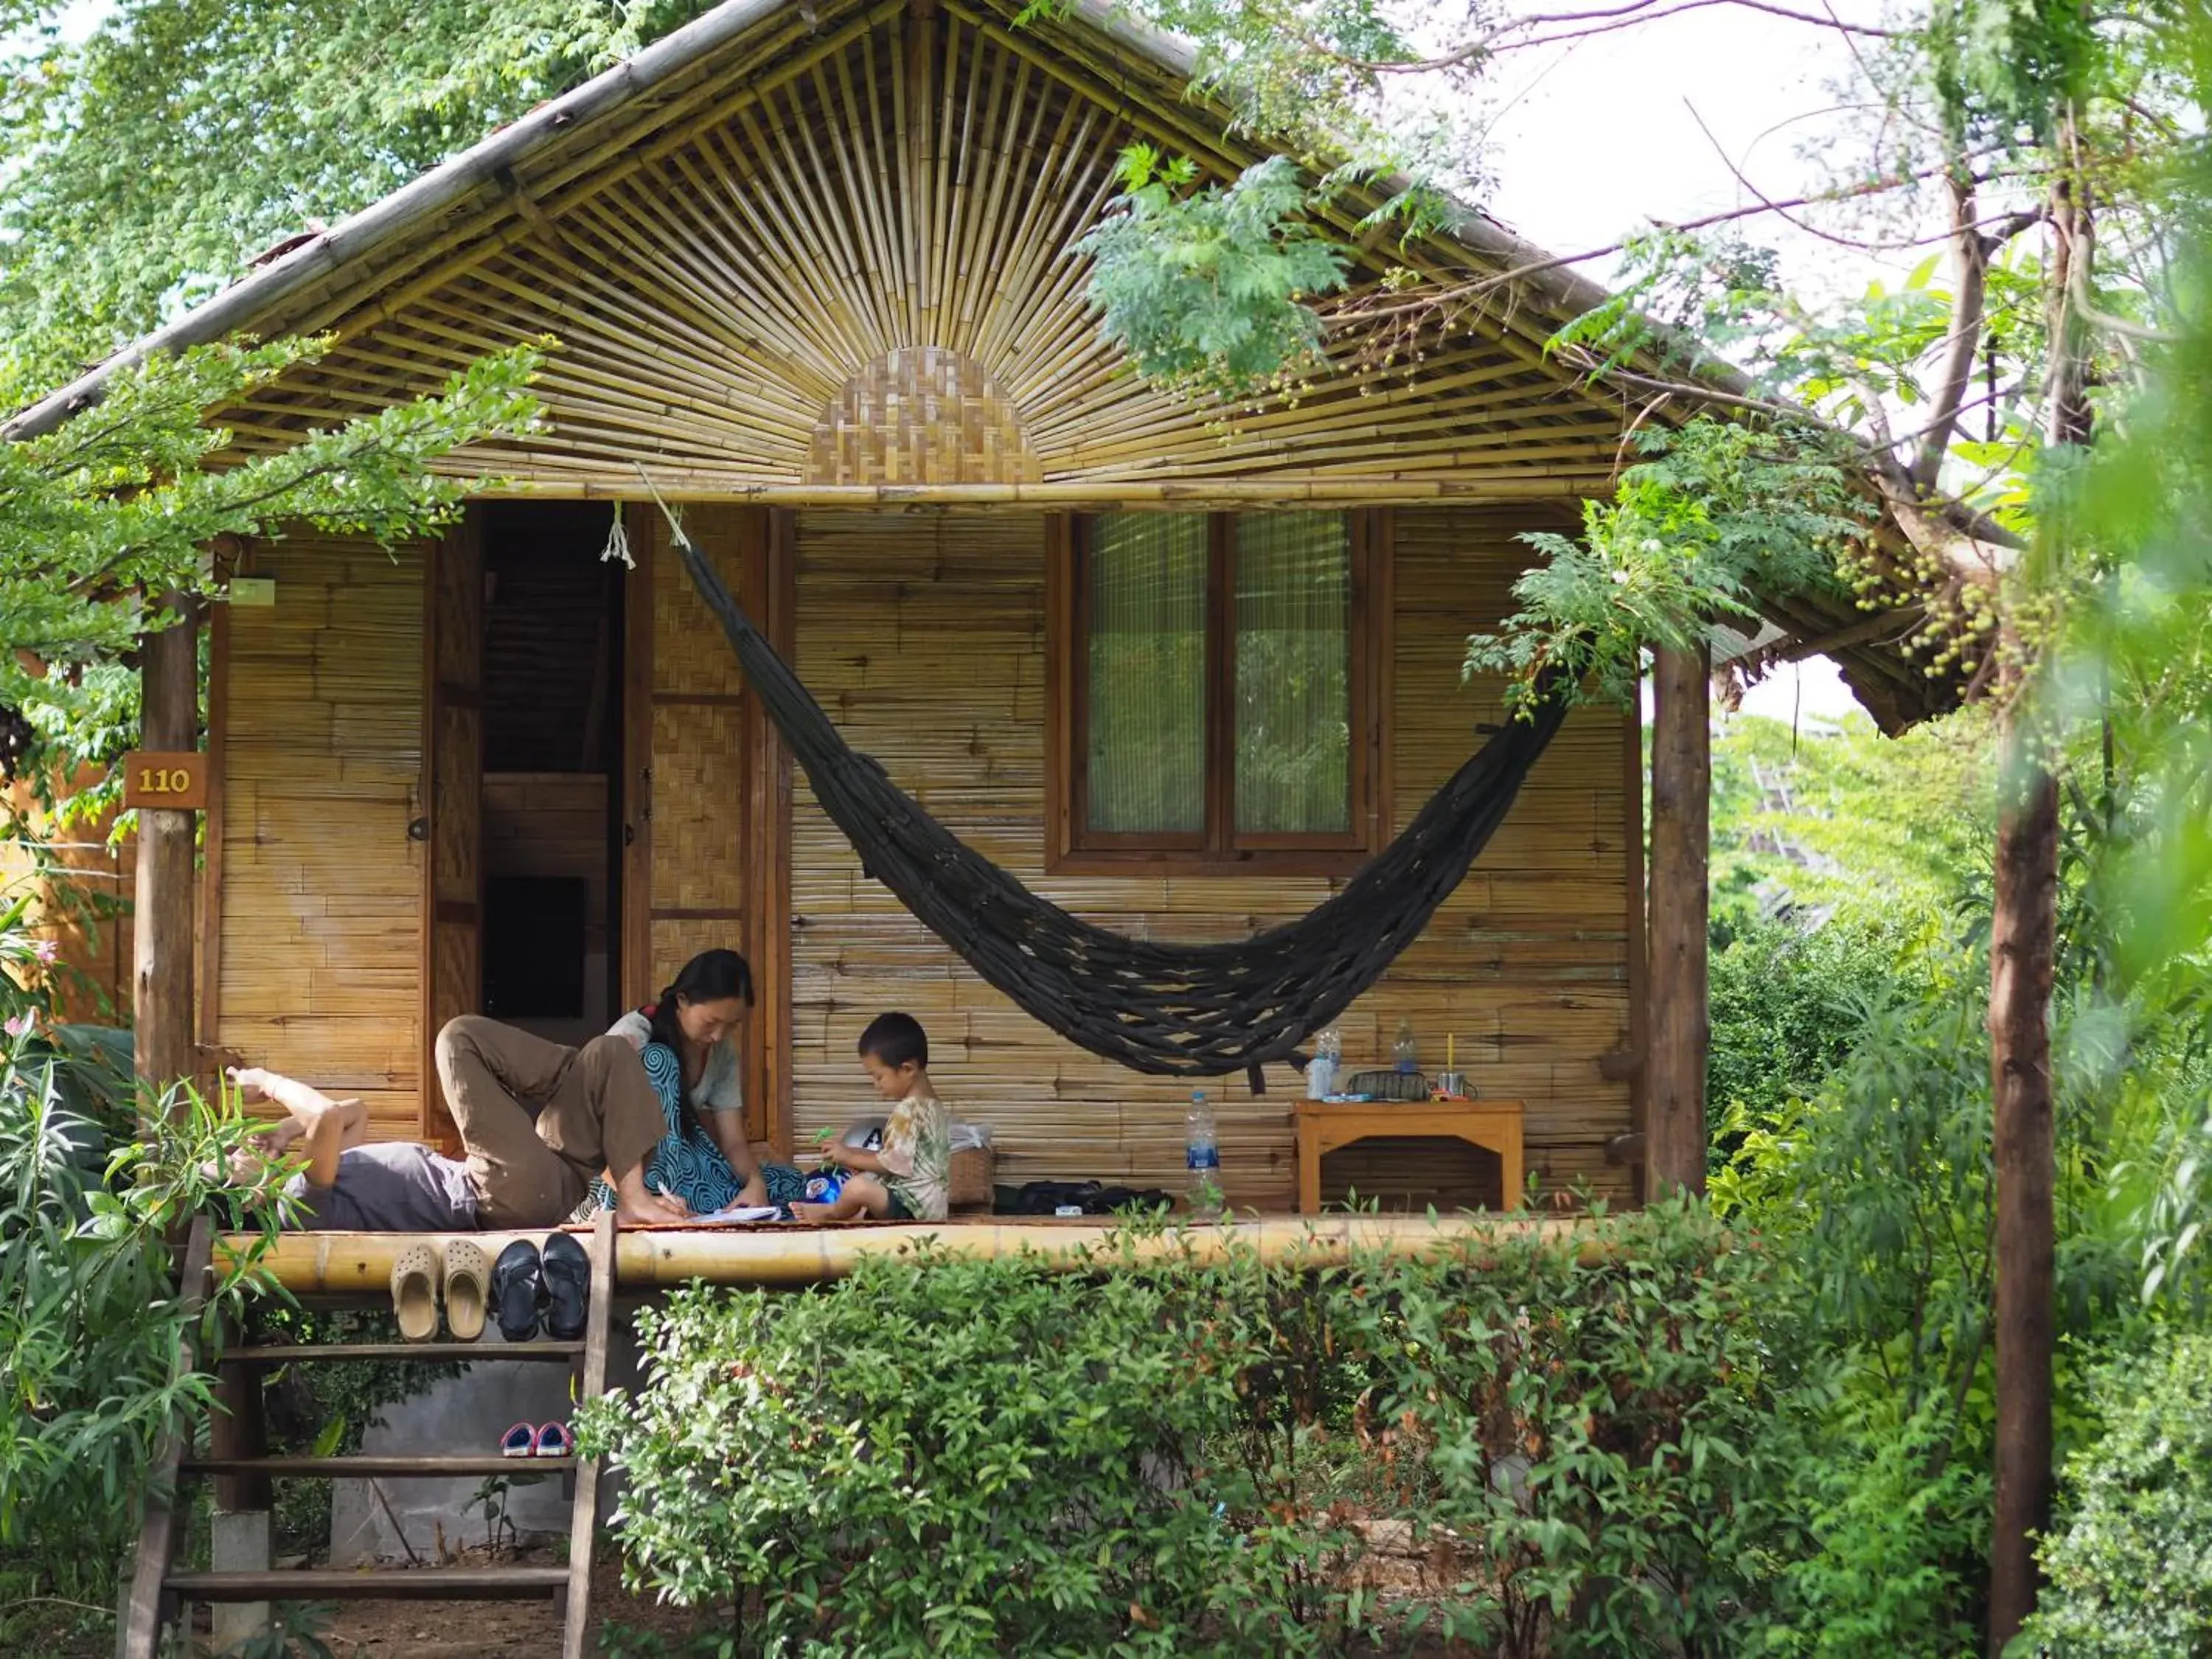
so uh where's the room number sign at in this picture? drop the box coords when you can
[121,751,209,811]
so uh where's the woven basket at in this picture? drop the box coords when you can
[1343,1069,1431,1103]
[949,1145,995,1211]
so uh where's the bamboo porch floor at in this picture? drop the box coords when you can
[227,1213,1599,1295]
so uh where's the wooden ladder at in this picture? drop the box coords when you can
[120,1208,618,1659]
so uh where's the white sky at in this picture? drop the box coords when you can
[1477,0,1911,299]
[1475,1,1908,722]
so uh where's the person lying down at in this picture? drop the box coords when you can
[225,1015,695,1231]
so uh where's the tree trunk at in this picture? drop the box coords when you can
[1987,131,2090,1658]
[1987,693,2059,1654]
[1646,639,1711,1197]
[133,591,199,1109]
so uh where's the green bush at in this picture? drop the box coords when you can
[580,1201,1796,1658]
[0,918,288,1650]
[2018,1329,2212,1657]
[1742,1395,1988,1658]
[1706,910,1930,1147]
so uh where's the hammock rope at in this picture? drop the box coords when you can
[668,530,1567,1082]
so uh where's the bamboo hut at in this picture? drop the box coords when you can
[8,0,1954,1212]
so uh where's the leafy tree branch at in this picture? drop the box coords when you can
[1,337,543,792]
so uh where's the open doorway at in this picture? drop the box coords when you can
[476,503,627,1044]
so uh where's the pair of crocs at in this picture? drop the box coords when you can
[500,1420,575,1459]
[389,1239,492,1343]
[489,1234,591,1342]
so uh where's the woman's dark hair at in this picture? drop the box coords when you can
[641,949,754,1140]
[857,1011,928,1071]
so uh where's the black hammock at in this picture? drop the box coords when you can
[670,531,1565,1085]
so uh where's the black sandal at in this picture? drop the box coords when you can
[490,1238,543,1342]
[540,1232,591,1341]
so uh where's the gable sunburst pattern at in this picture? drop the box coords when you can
[212,0,1631,496]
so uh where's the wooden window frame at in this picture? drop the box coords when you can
[1046,509,1394,878]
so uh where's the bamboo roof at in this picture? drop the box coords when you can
[2,0,1957,726]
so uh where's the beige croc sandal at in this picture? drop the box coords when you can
[442,1239,490,1342]
[391,1242,443,1343]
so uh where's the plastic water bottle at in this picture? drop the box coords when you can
[1304,1052,1335,1100]
[1394,1017,1419,1076]
[1186,1089,1222,1219]
[1307,1027,1342,1099]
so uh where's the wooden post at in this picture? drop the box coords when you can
[133,591,200,1103]
[208,1324,271,1650]
[117,1217,212,1659]
[739,509,796,1156]
[1645,639,1710,1197]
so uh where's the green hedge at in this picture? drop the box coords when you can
[2020,1328,2212,1657]
[580,1203,1800,1657]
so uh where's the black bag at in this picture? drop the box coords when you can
[998,1180,1174,1217]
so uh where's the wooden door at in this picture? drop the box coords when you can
[420,511,484,1151]
[619,504,792,1153]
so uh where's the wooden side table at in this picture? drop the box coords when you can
[1292,1099,1526,1214]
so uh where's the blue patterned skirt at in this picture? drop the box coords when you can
[585,1043,806,1214]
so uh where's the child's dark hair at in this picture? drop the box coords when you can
[642,949,754,1139]
[858,1011,928,1071]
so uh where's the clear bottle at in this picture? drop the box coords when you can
[1186,1088,1222,1219]
[1304,1051,1335,1101]
[1394,1017,1419,1076]
[1305,1026,1340,1100]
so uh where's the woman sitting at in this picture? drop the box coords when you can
[602,948,809,1211]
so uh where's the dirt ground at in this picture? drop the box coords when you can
[305,1579,717,1657]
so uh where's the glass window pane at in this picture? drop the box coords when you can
[1086,513,1207,834]
[1234,514,1352,835]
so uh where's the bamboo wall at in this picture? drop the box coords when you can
[645,514,751,993]
[207,509,1634,1206]
[216,537,428,1136]
[787,509,1635,1211]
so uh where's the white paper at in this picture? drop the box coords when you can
[690,1203,782,1225]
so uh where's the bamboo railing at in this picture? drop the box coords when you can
[223,1213,1603,1295]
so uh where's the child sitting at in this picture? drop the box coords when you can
[789,1012,950,1223]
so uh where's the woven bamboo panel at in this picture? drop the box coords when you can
[806,347,1043,486]
[650,917,748,998]
[787,507,1635,1211]
[647,703,745,912]
[216,536,429,1137]
[646,504,752,991]
[654,509,748,699]
[211,1,1632,499]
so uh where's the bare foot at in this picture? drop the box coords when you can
[619,1192,693,1228]
[787,1200,832,1222]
